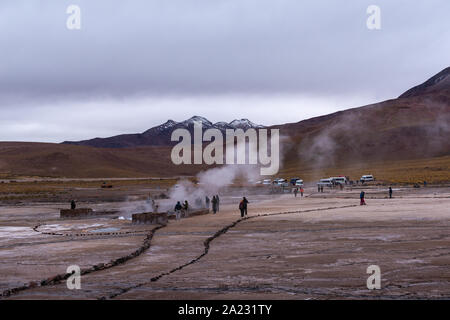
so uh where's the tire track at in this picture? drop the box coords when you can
[0,224,166,299]
[104,204,357,299]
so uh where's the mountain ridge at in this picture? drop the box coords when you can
[1,67,448,180]
[63,116,265,148]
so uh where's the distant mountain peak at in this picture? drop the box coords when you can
[182,115,213,126]
[229,118,264,129]
[399,67,450,98]
[63,116,265,148]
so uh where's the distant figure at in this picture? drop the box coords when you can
[152,199,158,212]
[239,200,245,217]
[294,188,298,197]
[424,181,427,187]
[320,186,324,193]
[70,200,76,210]
[183,200,189,211]
[205,196,210,209]
[242,197,249,216]
[300,187,304,197]
[339,183,344,190]
[216,195,220,212]
[360,191,366,205]
[318,185,320,193]
[211,196,218,214]
[389,187,393,199]
[174,201,182,220]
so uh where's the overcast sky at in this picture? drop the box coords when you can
[1,0,449,142]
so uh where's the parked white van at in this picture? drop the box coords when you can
[275,178,286,185]
[317,178,333,186]
[331,177,347,185]
[360,175,375,182]
[262,179,272,185]
[295,179,304,186]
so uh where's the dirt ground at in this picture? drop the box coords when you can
[0,184,449,300]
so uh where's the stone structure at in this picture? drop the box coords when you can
[132,212,168,225]
[60,208,94,219]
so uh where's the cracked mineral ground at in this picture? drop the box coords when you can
[1,183,449,300]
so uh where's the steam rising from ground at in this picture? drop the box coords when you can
[118,164,261,217]
[169,165,260,206]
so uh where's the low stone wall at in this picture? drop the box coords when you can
[60,208,94,219]
[167,208,210,220]
[132,212,168,225]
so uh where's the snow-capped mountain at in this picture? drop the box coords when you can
[63,116,265,148]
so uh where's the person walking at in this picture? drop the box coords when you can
[242,197,249,216]
[216,195,220,212]
[70,200,76,210]
[294,188,298,197]
[239,199,245,218]
[211,196,218,214]
[300,187,304,197]
[360,191,366,205]
[205,196,210,209]
[389,187,393,199]
[174,201,182,220]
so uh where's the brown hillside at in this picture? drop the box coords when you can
[0,142,209,178]
[1,68,449,182]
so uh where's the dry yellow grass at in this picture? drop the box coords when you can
[279,155,450,184]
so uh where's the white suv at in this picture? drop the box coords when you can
[360,175,375,183]
[317,178,333,187]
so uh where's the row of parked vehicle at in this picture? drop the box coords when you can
[317,175,375,186]
[261,178,304,187]
[259,175,375,187]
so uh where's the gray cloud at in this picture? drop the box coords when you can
[0,0,449,141]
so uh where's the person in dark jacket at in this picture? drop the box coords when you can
[360,191,366,205]
[242,197,249,216]
[239,200,245,217]
[205,196,210,209]
[389,187,393,199]
[174,201,182,220]
[211,196,218,214]
[216,195,220,212]
[70,200,76,210]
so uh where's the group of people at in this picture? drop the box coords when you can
[317,185,324,193]
[360,187,394,205]
[293,187,304,197]
[174,200,189,219]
